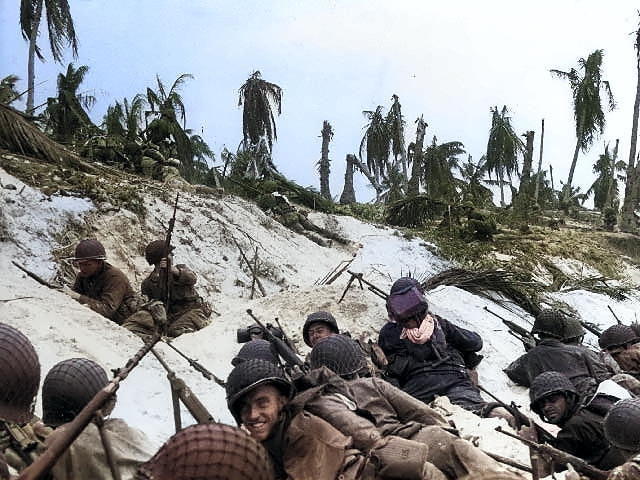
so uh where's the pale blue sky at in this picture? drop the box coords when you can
[1,1,638,203]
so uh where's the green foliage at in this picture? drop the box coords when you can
[238,71,282,154]
[385,195,446,227]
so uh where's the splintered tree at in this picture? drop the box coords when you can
[318,121,333,200]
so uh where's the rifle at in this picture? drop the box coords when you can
[162,339,226,388]
[342,270,388,302]
[246,309,305,368]
[11,261,61,290]
[484,306,536,351]
[273,317,300,355]
[164,193,180,318]
[17,333,161,480]
[558,308,603,337]
[151,348,216,431]
[608,305,622,325]
[495,426,610,480]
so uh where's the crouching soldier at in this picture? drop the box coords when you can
[226,358,381,480]
[296,334,518,480]
[603,398,640,480]
[123,240,212,337]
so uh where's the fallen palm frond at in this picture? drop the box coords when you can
[422,267,541,316]
[385,195,446,228]
[558,276,635,301]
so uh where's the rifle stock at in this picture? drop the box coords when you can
[17,334,161,480]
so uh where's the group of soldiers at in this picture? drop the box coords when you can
[5,245,640,479]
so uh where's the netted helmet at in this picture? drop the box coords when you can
[599,324,640,350]
[0,323,40,423]
[302,311,339,347]
[73,239,106,261]
[225,359,293,423]
[144,240,173,266]
[529,371,577,416]
[562,316,586,342]
[231,339,278,366]
[135,423,274,480]
[531,309,565,339]
[42,357,109,427]
[308,335,367,377]
[603,398,640,451]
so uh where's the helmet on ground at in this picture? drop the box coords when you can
[225,359,293,423]
[302,311,339,347]
[531,309,565,339]
[603,398,640,451]
[231,339,278,366]
[135,423,274,480]
[529,371,577,416]
[42,357,109,427]
[562,315,586,342]
[144,240,173,266]
[73,239,106,261]
[308,335,368,377]
[599,324,640,350]
[0,323,40,423]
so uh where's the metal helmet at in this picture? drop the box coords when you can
[562,315,586,342]
[603,398,640,451]
[135,423,274,480]
[531,309,565,339]
[0,323,40,423]
[308,334,368,377]
[42,358,109,427]
[73,239,106,261]
[302,311,339,347]
[231,339,278,366]
[599,324,640,350]
[225,359,293,424]
[529,371,577,416]
[144,240,173,266]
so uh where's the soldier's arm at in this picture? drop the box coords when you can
[79,271,127,319]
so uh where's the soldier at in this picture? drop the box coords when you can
[42,357,154,480]
[302,311,340,348]
[122,240,211,337]
[0,323,49,478]
[135,423,275,480]
[225,358,375,480]
[297,334,517,480]
[599,324,640,379]
[528,371,627,470]
[63,238,140,325]
[603,398,640,480]
[504,309,612,398]
[231,339,279,366]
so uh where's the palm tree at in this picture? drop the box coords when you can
[422,136,465,203]
[317,120,333,200]
[0,75,21,105]
[43,63,95,145]
[360,105,390,192]
[238,71,282,155]
[20,0,78,114]
[339,154,357,205]
[103,94,146,142]
[551,50,615,200]
[407,116,427,196]
[587,141,625,211]
[485,106,524,206]
[387,94,407,182]
[458,155,493,206]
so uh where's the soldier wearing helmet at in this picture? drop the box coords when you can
[42,357,154,480]
[604,398,640,480]
[122,239,211,337]
[504,309,613,398]
[600,324,640,379]
[64,239,140,325]
[225,358,372,480]
[293,335,515,480]
[529,371,627,470]
[135,423,275,480]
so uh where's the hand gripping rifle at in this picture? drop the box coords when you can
[495,426,610,480]
[17,333,161,480]
[246,309,305,369]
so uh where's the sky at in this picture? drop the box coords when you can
[1,1,639,203]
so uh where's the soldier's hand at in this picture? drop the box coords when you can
[62,284,81,301]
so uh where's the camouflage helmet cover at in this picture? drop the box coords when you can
[599,324,640,350]
[144,240,174,266]
[302,311,339,347]
[135,423,274,480]
[0,323,41,423]
[225,359,293,423]
[531,309,566,339]
[42,357,109,427]
[73,239,107,261]
[529,371,577,415]
[308,334,367,377]
[603,398,640,451]
[231,339,278,366]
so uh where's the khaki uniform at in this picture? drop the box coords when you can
[73,262,140,325]
[609,343,640,378]
[609,455,640,480]
[0,417,51,478]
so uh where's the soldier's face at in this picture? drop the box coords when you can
[239,384,287,442]
[308,322,333,347]
[74,259,101,277]
[540,393,568,424]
